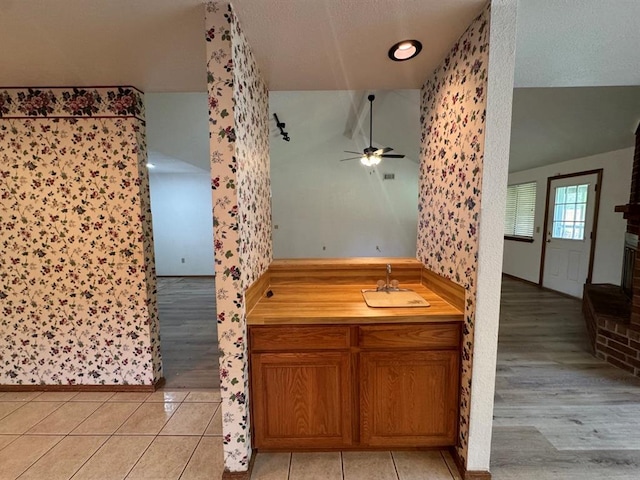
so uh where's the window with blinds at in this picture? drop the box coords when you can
[504,182,536,239]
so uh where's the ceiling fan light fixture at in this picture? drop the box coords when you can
[388,39,422,61]
[360,155,381,167]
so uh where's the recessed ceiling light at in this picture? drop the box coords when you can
[388,40,422,62]
[146,163,156,169]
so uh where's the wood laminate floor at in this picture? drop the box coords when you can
[153,275,640,478]
[157,277,219,390]
[492,277,640,479]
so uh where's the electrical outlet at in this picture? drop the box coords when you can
[181,258,185,264]
[322,246,326,251]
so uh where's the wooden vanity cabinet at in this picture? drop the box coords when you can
[249,323,460,450]
[249,326,353,450]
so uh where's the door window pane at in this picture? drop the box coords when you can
[551,184,589,241]
[577,184,588,203]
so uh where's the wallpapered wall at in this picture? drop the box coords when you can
[206,2,272,472]
[417,4,490,466]
[0,87,161,386]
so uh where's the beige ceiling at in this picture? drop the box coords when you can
[231,0,486,90]
[515,0,640,88]
[0,0,206,92]
[0,0,485,92]
[509,86,640,173]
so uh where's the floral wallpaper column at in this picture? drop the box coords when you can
[0,87,161,386]
[206,2,272,473]
[417,3,490,467]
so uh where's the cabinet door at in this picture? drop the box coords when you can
[360,350,458,447]
[251,352,353,449]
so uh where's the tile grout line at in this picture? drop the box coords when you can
[119,393,189,480]
[202,403,221,435]
[66,435,110,480]
[389,451,401,480]
[72,395,144,436]
[12,431,66,479]
[340,451,345,480]
[0,401,30,423]
[122,394,199,479]
[177,433,205,480]
[19,393,129,480]
[123,431,161,480]
[287,451,293,480]
[0,433,20,452]
[21,392,181,480]
[439,451,457,480]
[11,397,68,435]
[25,392,98,435]
[3,391,223,480]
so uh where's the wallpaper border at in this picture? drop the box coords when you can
[0,87,145,121]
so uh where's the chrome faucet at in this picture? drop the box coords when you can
[376,263,399,292]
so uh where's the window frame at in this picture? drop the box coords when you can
[504,181,536,242]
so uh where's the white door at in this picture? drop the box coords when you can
[542,173,598,298]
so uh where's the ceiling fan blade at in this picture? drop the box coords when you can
[380,154,405,158]
[344,150,363,155]
[339,157,362,162]
[373,147,393,155]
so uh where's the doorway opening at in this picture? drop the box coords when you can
[146,93,219,390]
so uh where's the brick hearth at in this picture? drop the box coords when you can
[583,122,640,378]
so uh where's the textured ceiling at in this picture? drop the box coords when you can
[509,86,640,173]
[6,1,640,175]
[0,0,207,92]
[515,0,640,87]
[0,0,484,92]
[3,1,639,91]
[230,0,486,90]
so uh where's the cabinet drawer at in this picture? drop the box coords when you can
[250,325,351,352]
[359,324,460,349]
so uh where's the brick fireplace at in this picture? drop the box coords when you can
[583,122,640,377]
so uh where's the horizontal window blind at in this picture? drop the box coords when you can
[504,182,536,238]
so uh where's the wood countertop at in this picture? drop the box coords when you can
[246,283,463,325]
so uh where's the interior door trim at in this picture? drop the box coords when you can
[538,168,603,287]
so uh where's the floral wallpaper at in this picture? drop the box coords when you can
[0,87,145,120]
[0,87,160,386]
[417,3,490,467]
[233,12,272,289]
[206,2,271,473]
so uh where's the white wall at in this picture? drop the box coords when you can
[502,147,633,285]
[149,173,215,276]
[270,91,419,258]
[468,0,518,471]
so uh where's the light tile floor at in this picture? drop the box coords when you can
[0,390,223,480]
[0,389,460,480]
[251,450,461,480]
